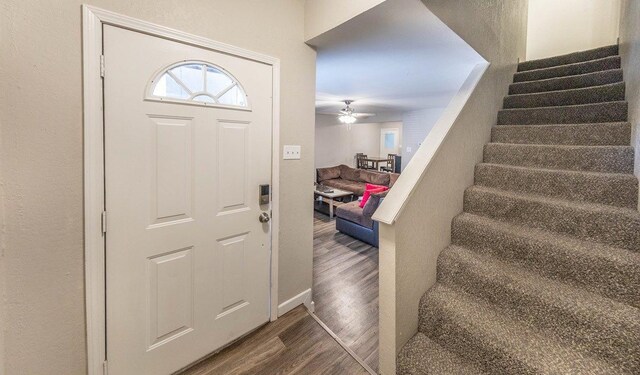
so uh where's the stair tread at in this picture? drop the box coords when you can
[475,162,637,206]
[503,81,625,108]
[513,55,621,83]
[486,142,634,149]
[452,212,640,308]
[497,101,628,125]
[453,212,640,270]
[509,69,623,95]
[466,184,640,217]
[464,185,640,251]
[506,81,623,98]
[518,45,618,72]
[499,100,627,113]
[491,122,631,146]
[420,284,625,374]
[494,121,630,129]
[397,332,487,375]
[475,162,638,208]
[477,162,636,178]
[484,142,635,174]
[439,245,640,333]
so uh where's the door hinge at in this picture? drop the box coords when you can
[100,55,105,78]
[103,360,108,375]
[101,211,107,234]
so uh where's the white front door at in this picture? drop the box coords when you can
[103,25,273,375]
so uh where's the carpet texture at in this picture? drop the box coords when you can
[397,45,640,374]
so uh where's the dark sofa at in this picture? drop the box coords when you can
[316,164,398,247]
[335,191,386,247]
[316,164,399,195]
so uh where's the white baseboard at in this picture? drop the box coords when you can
[277,288,314,316]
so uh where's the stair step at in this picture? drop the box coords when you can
[418,285,624,374]
[518,45,619,72]
[513,56,621,83]
[509,69,623,95]
[497,101,628,125]
[463,185,640,251]
[397,333,486,375]
[474,163,638,208]
[491,122,631,146]
[437,246,640,368]
[451,213,640,308]
[503,82,625,109]
[483,143,634,174]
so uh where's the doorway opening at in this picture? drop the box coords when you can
[307,0,486,372]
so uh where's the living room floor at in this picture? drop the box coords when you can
[312,211,379,373]
[178,306,368,375]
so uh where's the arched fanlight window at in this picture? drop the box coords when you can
[148,61,248,108]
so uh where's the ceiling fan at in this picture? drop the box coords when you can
[335,100,375,125]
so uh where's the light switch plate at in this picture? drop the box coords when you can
[283,145,301,160]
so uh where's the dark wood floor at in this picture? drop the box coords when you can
[179,306,368,375]
[312,212,379,373]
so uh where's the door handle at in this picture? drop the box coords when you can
[259,212,270,223]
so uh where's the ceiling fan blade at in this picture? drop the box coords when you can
[353,113,376,118]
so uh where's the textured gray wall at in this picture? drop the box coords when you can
[0,1,315,374]
[390,0,528,365]
[619,0,640,205]
[401,108,446,169]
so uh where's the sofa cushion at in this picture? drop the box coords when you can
[339,165,361,182]
[323,179,366,196]
[336,201,373,229]
[360,187,386,208]
[389,173,400,188]
[317,165,341,182]
[362,190,387,217]
[360,169,390,186]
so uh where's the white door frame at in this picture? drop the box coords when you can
[82,5,281,375]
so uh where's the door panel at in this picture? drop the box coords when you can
[150,116,194,225]
[104,25,272,375]
[148,247,194,350]
[218,121,250,213]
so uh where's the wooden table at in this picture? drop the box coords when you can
[360,156,391,171]
[314,187,354,218]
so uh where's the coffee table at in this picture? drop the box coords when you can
[314,187,355,218]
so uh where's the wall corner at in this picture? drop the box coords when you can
[378,222,397,374]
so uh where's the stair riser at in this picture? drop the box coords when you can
[397,334,486,375]
[503,83,625,109]
[474,164,639,208]
[420,285,628,374]
[463,188,640,251]
[509,69,623,95]
[436,249,640,365]
[514,57,621,83]
[451,215,640,308]
[491,123,632,146]
[484,144,635,174]
[497,101,628,125]
[518,45,619,72]
[418,294,540,375]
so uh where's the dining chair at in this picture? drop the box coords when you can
[356,153,366,169]
[380,154,395,172]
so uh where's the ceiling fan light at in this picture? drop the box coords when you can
[339,114,356,124]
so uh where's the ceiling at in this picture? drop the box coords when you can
[310,0,485,117]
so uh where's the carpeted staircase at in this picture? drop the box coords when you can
[397,45,640,374]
